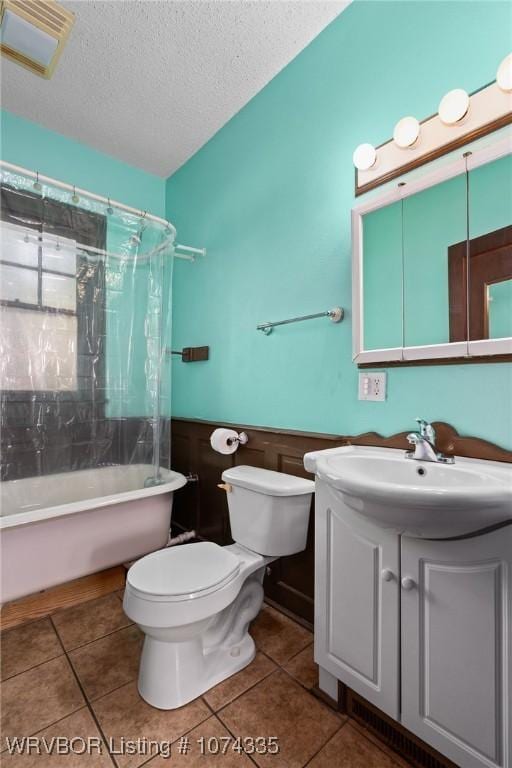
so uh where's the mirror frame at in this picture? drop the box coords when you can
[352,134,512,367]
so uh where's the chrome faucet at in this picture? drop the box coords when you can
[406,418,454,464]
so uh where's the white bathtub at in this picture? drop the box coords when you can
[0,464,187,604]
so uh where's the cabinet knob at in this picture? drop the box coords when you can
[401,577,416,591]
[381,569,394,582]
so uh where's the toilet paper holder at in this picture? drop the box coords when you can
[228,431,249,447]
[210,428,249,455]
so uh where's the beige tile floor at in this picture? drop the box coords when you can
[0,591,411,767]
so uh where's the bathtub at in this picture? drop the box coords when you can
[0,464,187,604]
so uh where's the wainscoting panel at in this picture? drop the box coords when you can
[170,418,512,625]
[170,419,344,623]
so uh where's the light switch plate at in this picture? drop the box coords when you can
[358,372,387,401]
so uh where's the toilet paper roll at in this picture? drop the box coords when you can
[210,428,240,455]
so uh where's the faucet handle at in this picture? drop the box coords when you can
[415,417,435,443]
[415,417,428,436]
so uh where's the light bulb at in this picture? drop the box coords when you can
[497,53,512,92]
[393,116,420,148]
[353,143,377,171]
[438,89,469,125]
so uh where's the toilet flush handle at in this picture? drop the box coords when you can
[217,483,232,493]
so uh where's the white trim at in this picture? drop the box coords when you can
[352,135,512,365]
[469,338,512,356]
[402,342,468,361]
[354,348,403,365]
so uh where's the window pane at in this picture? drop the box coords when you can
[0,223,39,267]
[0,263,38,304]
[42,236,77,274]
[42,273,76,311]
[0,307,77,391]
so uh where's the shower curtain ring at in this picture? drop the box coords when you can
[106,198,114,215]
[72,185,80,204]
[33,172,42,191]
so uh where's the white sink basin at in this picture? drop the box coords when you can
[304,445,512,538]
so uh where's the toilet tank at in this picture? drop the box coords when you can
[221,465,314,557]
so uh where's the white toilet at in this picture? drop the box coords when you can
[123,465,314,709]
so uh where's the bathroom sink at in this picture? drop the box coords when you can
[304,446,512,537]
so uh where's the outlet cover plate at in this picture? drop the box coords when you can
[359,372,387,401]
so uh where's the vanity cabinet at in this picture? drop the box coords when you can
[315,479,512,768]
[401,528,512,768]
[314,481,400,719]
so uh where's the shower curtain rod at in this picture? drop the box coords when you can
[2,219,194,262]
[0,160,175,235]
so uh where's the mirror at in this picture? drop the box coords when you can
[362,201,402,351]
[488,279,512,339]
[353,134,512,365]
[448,154,512,343]
[404,173,466,348]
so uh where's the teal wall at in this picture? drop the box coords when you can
[166,0,512,449]
[0,110,166,215]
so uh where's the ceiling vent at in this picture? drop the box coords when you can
[0,0,74,78]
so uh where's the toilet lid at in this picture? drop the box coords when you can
[127,541,240,598]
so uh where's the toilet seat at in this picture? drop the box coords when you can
[127,541,241,603]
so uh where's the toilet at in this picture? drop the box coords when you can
[123,465,314,709]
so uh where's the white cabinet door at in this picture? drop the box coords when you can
[401,525,512,768]
[315,480,400,718]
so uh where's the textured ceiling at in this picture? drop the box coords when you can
[1,1,350,177]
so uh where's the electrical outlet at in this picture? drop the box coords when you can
[358,372,387,401]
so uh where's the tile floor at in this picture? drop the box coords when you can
[0,591,411,767]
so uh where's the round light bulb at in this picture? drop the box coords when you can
[353,143,377,171]
[438,89,470,125]
[497,53,512,92]
[393,116,420,148]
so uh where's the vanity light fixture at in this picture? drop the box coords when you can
[393,116,420,149]
[497,53,512,92]
[438,88,470,125]
[352,143,377,171]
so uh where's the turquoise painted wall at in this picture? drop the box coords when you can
[166,0,512,448]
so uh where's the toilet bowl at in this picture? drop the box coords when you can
[123,465,314,709]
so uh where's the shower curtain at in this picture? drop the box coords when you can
[0,168,175,508]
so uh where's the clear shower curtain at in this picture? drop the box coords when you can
[0,168,174,512]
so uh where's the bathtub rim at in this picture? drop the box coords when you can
[0,467,187,530]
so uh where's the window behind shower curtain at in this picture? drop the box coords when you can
[0,184,109,481]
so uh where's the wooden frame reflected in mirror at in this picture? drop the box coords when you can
[449,225,512,341]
